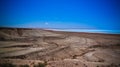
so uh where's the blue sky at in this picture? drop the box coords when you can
[0,0,120,30]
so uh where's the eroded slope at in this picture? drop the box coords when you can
[0,28,120,67]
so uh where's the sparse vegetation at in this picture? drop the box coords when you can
[0,63,16,67]
[33,62,47,67]
[115,44,120,46]
[0,63,30,67]
[96,66,99,67]
[19,64,29,67]
[72,55,77,59]
[89,44,120,49]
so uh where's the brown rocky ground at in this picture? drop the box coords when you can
[0,27,120,67]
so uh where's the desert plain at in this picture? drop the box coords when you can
[0,27,120,67]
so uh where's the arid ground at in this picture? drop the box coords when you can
[0,27,120,67]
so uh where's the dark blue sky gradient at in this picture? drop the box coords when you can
[0,0,120,30]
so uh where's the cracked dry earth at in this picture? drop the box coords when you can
[0,28,120,67]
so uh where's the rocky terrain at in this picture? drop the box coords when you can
[0,27,120,67]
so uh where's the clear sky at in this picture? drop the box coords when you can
[0,0,120,30]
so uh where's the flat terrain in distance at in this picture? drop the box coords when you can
[0,27,120,67]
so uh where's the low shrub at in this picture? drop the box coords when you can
[19,64,29,67]
[33,62,47,67]
[0,63,16,67]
